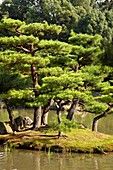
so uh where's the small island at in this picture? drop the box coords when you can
[0,128,113,154]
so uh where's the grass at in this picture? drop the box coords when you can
[0,128,113,153]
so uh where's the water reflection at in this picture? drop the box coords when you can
[0,147,113,170]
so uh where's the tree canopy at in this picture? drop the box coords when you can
[0,18,113,132]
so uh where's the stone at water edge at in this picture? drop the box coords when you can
[0,122,13,134]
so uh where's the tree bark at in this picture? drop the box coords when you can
[56,100,65,138]
[31,62,42,129]
[4,99,15,131]
[67,99,79,121]
[41,99,52,125]
[92,106,113,132]
[31,63,39,96]
[56,99,72,124]
[56,99,64,124]
[33,106,42,129]
[41,111,49,126]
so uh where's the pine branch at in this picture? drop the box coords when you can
[16,46,31,53]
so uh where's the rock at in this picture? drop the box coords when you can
[14,116,24,130]
[4,122,13,133]
[0,122,13,134]
[23,116,33,128]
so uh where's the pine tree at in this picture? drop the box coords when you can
[0,18,62,129]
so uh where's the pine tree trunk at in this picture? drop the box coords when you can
[4,99,15,131]
[56,110,62,124]
[92,118,98,132]
[92,106,113,132]
[31,62,42,129]
[31,63,39,96]
[41,111,49,125]
[33,106,42,129]
[41,99,54,125]
[56,100,64,138]
[56,100,64,124]
[41,105,50,125]
[67,99,79,121]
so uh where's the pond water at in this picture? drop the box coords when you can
[0,109,113,170]
[0,146,113,170]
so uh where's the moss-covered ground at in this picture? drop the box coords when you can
[0,128,113,153]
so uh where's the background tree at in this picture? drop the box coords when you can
[70,0,91,9]
[0,0,36,21]
[1,0,113,43]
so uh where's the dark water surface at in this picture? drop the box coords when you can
[0,109,113,170]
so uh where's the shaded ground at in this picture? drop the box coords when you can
[0,129,113,153]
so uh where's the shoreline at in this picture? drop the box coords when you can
[0,129,113,153]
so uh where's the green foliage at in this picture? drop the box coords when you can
[0,18,113,125]
[0,70,31,93]
[70,0,91,8]
[0,18,62,42]
[0,35,39,47]
[0,50,50,68]
[84,99,107,114]
[0,17,25,30]
[18,22,62,36]
[77,8,113,43]
[59,117,79,132]
[39,0,79,28]
[0,0,36,21]
[69,31,102,47]
[47,116,79,133]
[69,32,104,67]
[102,44,113,67]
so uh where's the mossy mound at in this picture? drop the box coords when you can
[0,129,113,153]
